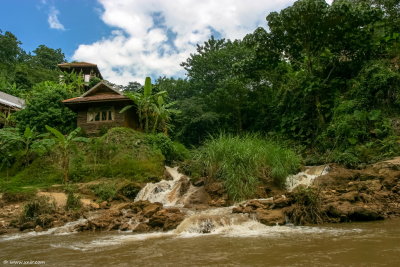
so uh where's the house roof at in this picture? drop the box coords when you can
[63,81,131,104]
[58,62,97,68]
[0,91,25,109]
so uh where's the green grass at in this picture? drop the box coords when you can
[195,134,301,201]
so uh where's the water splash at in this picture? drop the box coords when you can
[286,165,330,191]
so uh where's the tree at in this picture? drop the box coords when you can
[0,30,21,70]
[14,81,77,133]
[45,126,88,183]
[32,45,65,70]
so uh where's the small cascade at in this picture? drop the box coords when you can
[286,165,330,192]
[134,166,206,207]
[174,207,260,235]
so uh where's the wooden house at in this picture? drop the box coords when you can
[62,81,139,134]
[58,62,103,89]
[0,91,25,128]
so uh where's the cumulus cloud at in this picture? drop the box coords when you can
[48,6,65,30]
[73,0,297,85]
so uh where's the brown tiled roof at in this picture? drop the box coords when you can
[58,62,97,68]
[63,94,131,104]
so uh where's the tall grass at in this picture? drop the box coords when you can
[196,134,301,201]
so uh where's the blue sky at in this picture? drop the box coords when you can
[1,0,324,85]
[0,0,111,59]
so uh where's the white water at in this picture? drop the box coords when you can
[134,166,202,207]
[286,165,330,191]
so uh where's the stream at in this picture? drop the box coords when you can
[1,166,399,266]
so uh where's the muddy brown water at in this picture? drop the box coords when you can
[1,218,399,266]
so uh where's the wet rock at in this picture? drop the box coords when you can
[148,208,185,230]
[272,196,290,209]
[19,221,35,231]
[142,202,162,218]
[132,223,151,233]
[178,178,191,196]
[349,206,384,221]
[183,187,211,207]
[256,210,285,226]
[119,223,130,231]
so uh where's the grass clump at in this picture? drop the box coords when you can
[195,134,301,201]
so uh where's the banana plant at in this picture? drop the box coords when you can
[45,126,88,183]
[120,77,166,133]
[152,95,180,135]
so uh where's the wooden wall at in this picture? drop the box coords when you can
[76,102,140,135]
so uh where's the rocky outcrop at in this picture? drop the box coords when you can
[233,197,290,226]
[74,200,185,233]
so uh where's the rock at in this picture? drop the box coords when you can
[256,210,285,226]
[133,223,151,233]
[120,223,130,231]
[183,187,211,207]
[178,178,191,196]
[100,201,109,209]
[19,221,35,231]
[349,206,384,221]
[142,202,162,218]
[272,196,291,209]
[34,225,43,232]
[339,191,359,202]
[148,208,185,231]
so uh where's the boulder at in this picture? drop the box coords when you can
[256,210,286,226]
[142,202,162,218]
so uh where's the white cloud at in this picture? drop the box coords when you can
[48,7,65,30]
[73,0,299,85]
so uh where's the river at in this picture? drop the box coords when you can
[1,218,399,266]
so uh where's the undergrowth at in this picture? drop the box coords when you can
[194,134,301,201]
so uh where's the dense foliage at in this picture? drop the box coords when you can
[1,0,400,198]
[156,0,400,166]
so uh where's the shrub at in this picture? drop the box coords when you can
[194,133,301,200]
[287,186,325,225]
[91,182,117,202]
[20,196,56,222]
[65,191,81,211]
[117,181,142,200]
[145,133,189,163]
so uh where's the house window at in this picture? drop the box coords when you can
[87,107,114,122]
[84,74,91,83]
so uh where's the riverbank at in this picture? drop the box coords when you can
[1,157,400,236]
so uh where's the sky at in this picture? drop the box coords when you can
[0,0,332,85]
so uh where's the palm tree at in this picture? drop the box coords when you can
[45,126,88,183]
